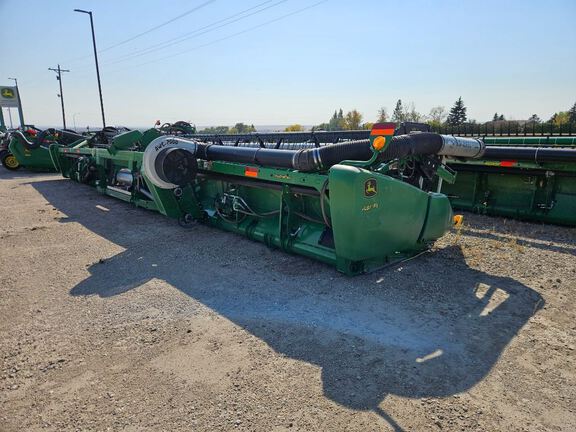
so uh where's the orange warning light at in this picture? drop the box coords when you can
[372,136,386,151]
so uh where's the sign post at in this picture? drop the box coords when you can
[0,86,23,128]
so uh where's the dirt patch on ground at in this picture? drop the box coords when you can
[1,170,575,431]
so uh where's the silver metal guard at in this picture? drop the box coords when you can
[142,136,198,189]
[438,135,485,159]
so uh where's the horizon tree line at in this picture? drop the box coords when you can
[197,99,576,133]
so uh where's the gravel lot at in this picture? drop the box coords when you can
[1,169,575,431]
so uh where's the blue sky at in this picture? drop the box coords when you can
[1,0,575,128]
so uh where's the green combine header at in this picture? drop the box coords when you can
[441,136,576,226]
[50,123,492,274]
[5,119,575,230]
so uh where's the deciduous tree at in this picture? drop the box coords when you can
[284,124,304,132]
[377,107,388,123]
[344,110,363,130]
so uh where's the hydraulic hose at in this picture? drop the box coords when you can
[143,134,485,188]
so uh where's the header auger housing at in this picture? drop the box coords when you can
[51,122,487,275]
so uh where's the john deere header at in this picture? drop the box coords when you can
[49,122,488,274]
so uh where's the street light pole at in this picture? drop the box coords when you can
[74,9,106,128]
[48,65,70,129]
[8,77,25,127]
[73,112,80,131]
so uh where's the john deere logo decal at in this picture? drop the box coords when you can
[364,178,377,197]
[1,88,15,99]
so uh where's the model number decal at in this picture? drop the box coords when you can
[362,202,379,212]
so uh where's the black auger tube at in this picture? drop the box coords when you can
[193,133,446,172]
[482,146,576,163]
[380,133,444,160]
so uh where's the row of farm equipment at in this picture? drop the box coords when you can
[2,121,575,274]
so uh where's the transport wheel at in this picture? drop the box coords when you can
[1,152,20,170]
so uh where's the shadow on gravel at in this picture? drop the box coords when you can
[0,168,57,180]
[459,226,576,256]
[33,179,545,432]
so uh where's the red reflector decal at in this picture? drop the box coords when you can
[245,166,259,177]
[370,128,395,136]
[500,160,517,167]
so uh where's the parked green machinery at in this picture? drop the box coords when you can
[2,127,85,171]
[2,126,135,171]
[0,129,14,168]
[440,136,576,226]
[1,126,44,170]
[192,128,576,226]
[50,123,491,275]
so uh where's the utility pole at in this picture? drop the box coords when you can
[48,65,70,129]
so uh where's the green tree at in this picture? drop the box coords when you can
[492,113,499,121]
[344,109,363,130]
[199,125,230,134]
[427,106,447,129]
[284,124,304,132]
[446,97,467,125]
[377,107,388,123]
[229,122,256,134]
[327,108,346,130]
[527,114,541,123]
[568,102,576,124]
[392,99,405,122]
[550,112,570,126]
[313,123,329,131]
[428,106,447,125]
[498,114,505,121]
[404,102,423,122]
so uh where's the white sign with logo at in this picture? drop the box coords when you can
[0,86,19,108]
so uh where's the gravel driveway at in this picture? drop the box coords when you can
[1,170,575,431]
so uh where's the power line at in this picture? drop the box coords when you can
[63,0,216,66]
[99,0,217,53]
[19,1,327,90]
[99,0,287,67]
[105,0,328,73]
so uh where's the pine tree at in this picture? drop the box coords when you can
[328,110,339,131]
[392,99,405,122]
[493,113,499,121]
[498,114,505,121]
[327,108,346,130]
[568,102,576,124]
[446,97,467,125]
[527,114,541,123]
